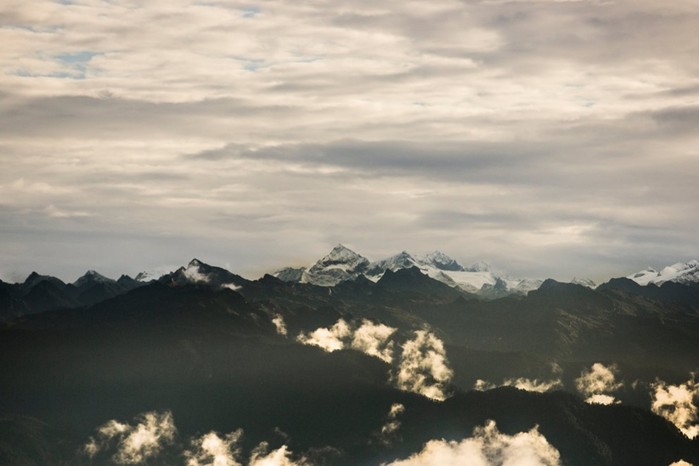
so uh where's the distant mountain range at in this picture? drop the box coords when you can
[2,246,699,324]
[273,244,544,298]
[627,260,699,286]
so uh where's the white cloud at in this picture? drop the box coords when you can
[296,319,352,352]
[84,411,177,464]
[380,403,406,440]
[383,420,560,466]
[474,377,563,393]
[297,322,451,401]
[86,413,307,466]
[272,314,288,336]
[249,443,307,466]
[183,263,211,283]
[185,430,243,466]
[393,330,453,402]
[651,375,699,439]
[350,320,397,363]
[575,363,623,405]
[296,318,396,362]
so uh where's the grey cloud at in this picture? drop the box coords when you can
[188,139,552,183]
[0,94,296,140]
[2,0,699,282]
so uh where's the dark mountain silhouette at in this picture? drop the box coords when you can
[1,259,698,465]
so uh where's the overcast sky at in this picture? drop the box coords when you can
[1,0,698,283]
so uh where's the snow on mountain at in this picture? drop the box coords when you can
[365,251,421,280]
[570,277,597,288]
[628,260,699,286]
[74,270,115,287]
[418,251,466,272]
[301,244,371,286]
[277,245,541,297]
[181,259,211,283]
[135,266,176,282]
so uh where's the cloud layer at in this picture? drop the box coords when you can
[384,420,560,466]
[2,0,699,282]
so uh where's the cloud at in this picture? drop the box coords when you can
[249,443,307,466]
[296,318,396,363]
[185,432,307,466]
[474,377,563,393]
[393,330,453,402]
[183,263,211,283]
[185,430,244,466]
[651,375,699,439]
[297,321,451,400]
[3,0,699,283]
[297,319,353,352]
[272,314,288,336]
[350,320,397,363]
[380,403,406,441]
[383,420,560,466]
[575,363,623,405]
[85,412,307,466]
[84,411,177,464]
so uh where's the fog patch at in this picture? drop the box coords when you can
[474,377,563,393]
[380,403,406,443]
[183,264,211,283]
[272,314,288,336]
[185,430,243,466]
[350,320,397,363]
[297,319,352,352]
[85,412,308,465]
[249,442,308,466]
[651,375,699,439]
[83,411,176,464]
[575,363,623,405]
[393,330,453,402]
[383,420,560,466]
[297,318,396,362]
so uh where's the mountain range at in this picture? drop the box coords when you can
[1,247,699,465]
[273,244,544,298]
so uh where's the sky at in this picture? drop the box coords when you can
[1,0,698,283]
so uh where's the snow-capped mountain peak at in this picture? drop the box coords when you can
[182,260,210,283]
[628,260,699,286]
[419,251,465,272]
[301,244,370,286]
[465,261,492,273]
[570,277,597,288]
[316,244,368,268]
[74,270,114,287]
[274,245,542,298]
